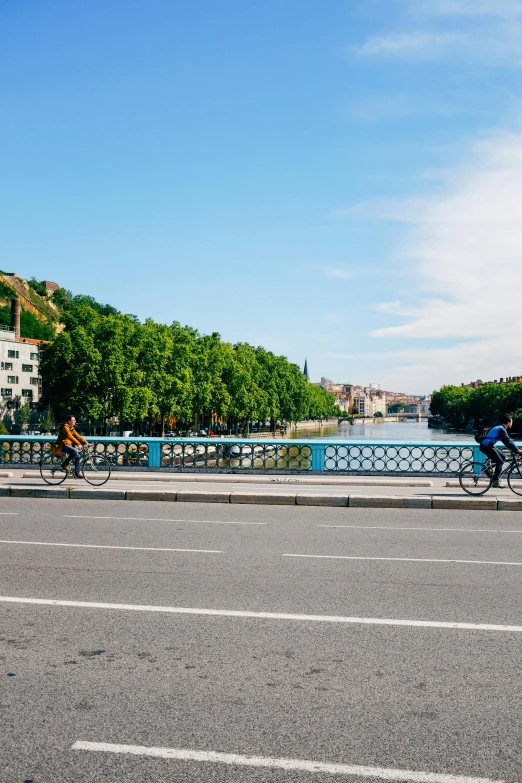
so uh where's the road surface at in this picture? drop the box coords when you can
[1,497,521,781]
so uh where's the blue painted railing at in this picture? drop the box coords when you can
[0,435,493,476]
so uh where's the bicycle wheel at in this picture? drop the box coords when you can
[507,461,522,496]
[82,454,111,486]
[458,461,493,496]
[40,453,68,486]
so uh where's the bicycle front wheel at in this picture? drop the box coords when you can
[82,454,111,486]
[40,453,68,486]
[507,461,522,496]
[459,461,492,496]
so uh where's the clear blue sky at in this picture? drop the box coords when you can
[2,0,522,394]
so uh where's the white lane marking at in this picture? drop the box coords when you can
[283,553,522,566]
[71,741,505,783]
[0,540,221,554]
[0,512,20,515]
[319,524,522,534]
[64,515,266,525]
[1,596,521,632]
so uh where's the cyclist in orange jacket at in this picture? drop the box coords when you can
[57,414,88,478]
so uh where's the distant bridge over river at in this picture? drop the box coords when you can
[339,413,430,424]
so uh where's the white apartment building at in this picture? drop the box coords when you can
[335,398,350,413]
[352,391,387,417]
[0,325,41,408]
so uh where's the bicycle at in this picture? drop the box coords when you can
[40,444,111,487]
[459,451,522,496]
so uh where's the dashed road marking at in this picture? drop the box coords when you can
[71,741,506,783]
[283,553,522,566]
[0,540,222,554]
[64,515,266,525]
[1,596,521,633]
[319,524,522,534]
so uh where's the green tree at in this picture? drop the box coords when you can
[16,400,31,432]
[430,385,473,425]
[40,406,56,433]
[28,278,48,297]
[39,287,353,434]
[429,381,522,431]
[306,383,339,420]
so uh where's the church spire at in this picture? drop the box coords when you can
[303,358,309,381]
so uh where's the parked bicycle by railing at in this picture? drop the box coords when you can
[40,444,111,487]
[459,452,522,496]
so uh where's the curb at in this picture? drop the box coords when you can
[68,489,127,501]
[177,491,230,503]
[432,497,497,511]
[3,486,522,510]
[126,490,178,502]
[230,493,296,505]
[349,495,432,509]
[296,494,348,507]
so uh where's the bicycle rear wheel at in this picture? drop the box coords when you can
[458,461,492,495]
[40,453,68,485]
[82,454,111,486]
[507,461,522,496]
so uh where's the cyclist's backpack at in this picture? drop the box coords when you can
[474,427,489,444]
[52,441,62,457]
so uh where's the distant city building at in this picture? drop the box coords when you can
[303,358,309,381]
[317,374,425,416]
[0,299,43,427]
[0,334,42,418]
[462,376,521,388]
[43,280,60,294]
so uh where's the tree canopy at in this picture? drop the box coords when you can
[431,383,522,430]
[39,299,339,433]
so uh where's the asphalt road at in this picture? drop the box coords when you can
[1,498,522,782]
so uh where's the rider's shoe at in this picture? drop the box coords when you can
[74,472,83,479]
[491,480,505,488]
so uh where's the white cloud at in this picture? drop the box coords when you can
[353,31,468,59]
[364,129,522,387]
[337,196,434,222]
[324,267,354,279]
[353,1,522,65]
[415,0,522,18]
[348,92,464,122]
[323,311,345,323]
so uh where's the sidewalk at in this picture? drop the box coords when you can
[1,470,521,510]
[19,470,433,487]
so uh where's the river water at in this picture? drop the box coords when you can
[288,420,471,442]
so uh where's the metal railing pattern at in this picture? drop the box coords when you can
[323,443,475,474]
[1,437,152,468]
[160,441,313,470]
[0,436,485,476]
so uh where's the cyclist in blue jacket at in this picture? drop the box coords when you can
[480,414,522,488]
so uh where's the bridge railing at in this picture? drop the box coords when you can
[0,435,492,476]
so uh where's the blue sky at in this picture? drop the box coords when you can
[2,0,522,394]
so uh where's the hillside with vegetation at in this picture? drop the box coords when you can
[0,276,57,340]
[5,275,339,433]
